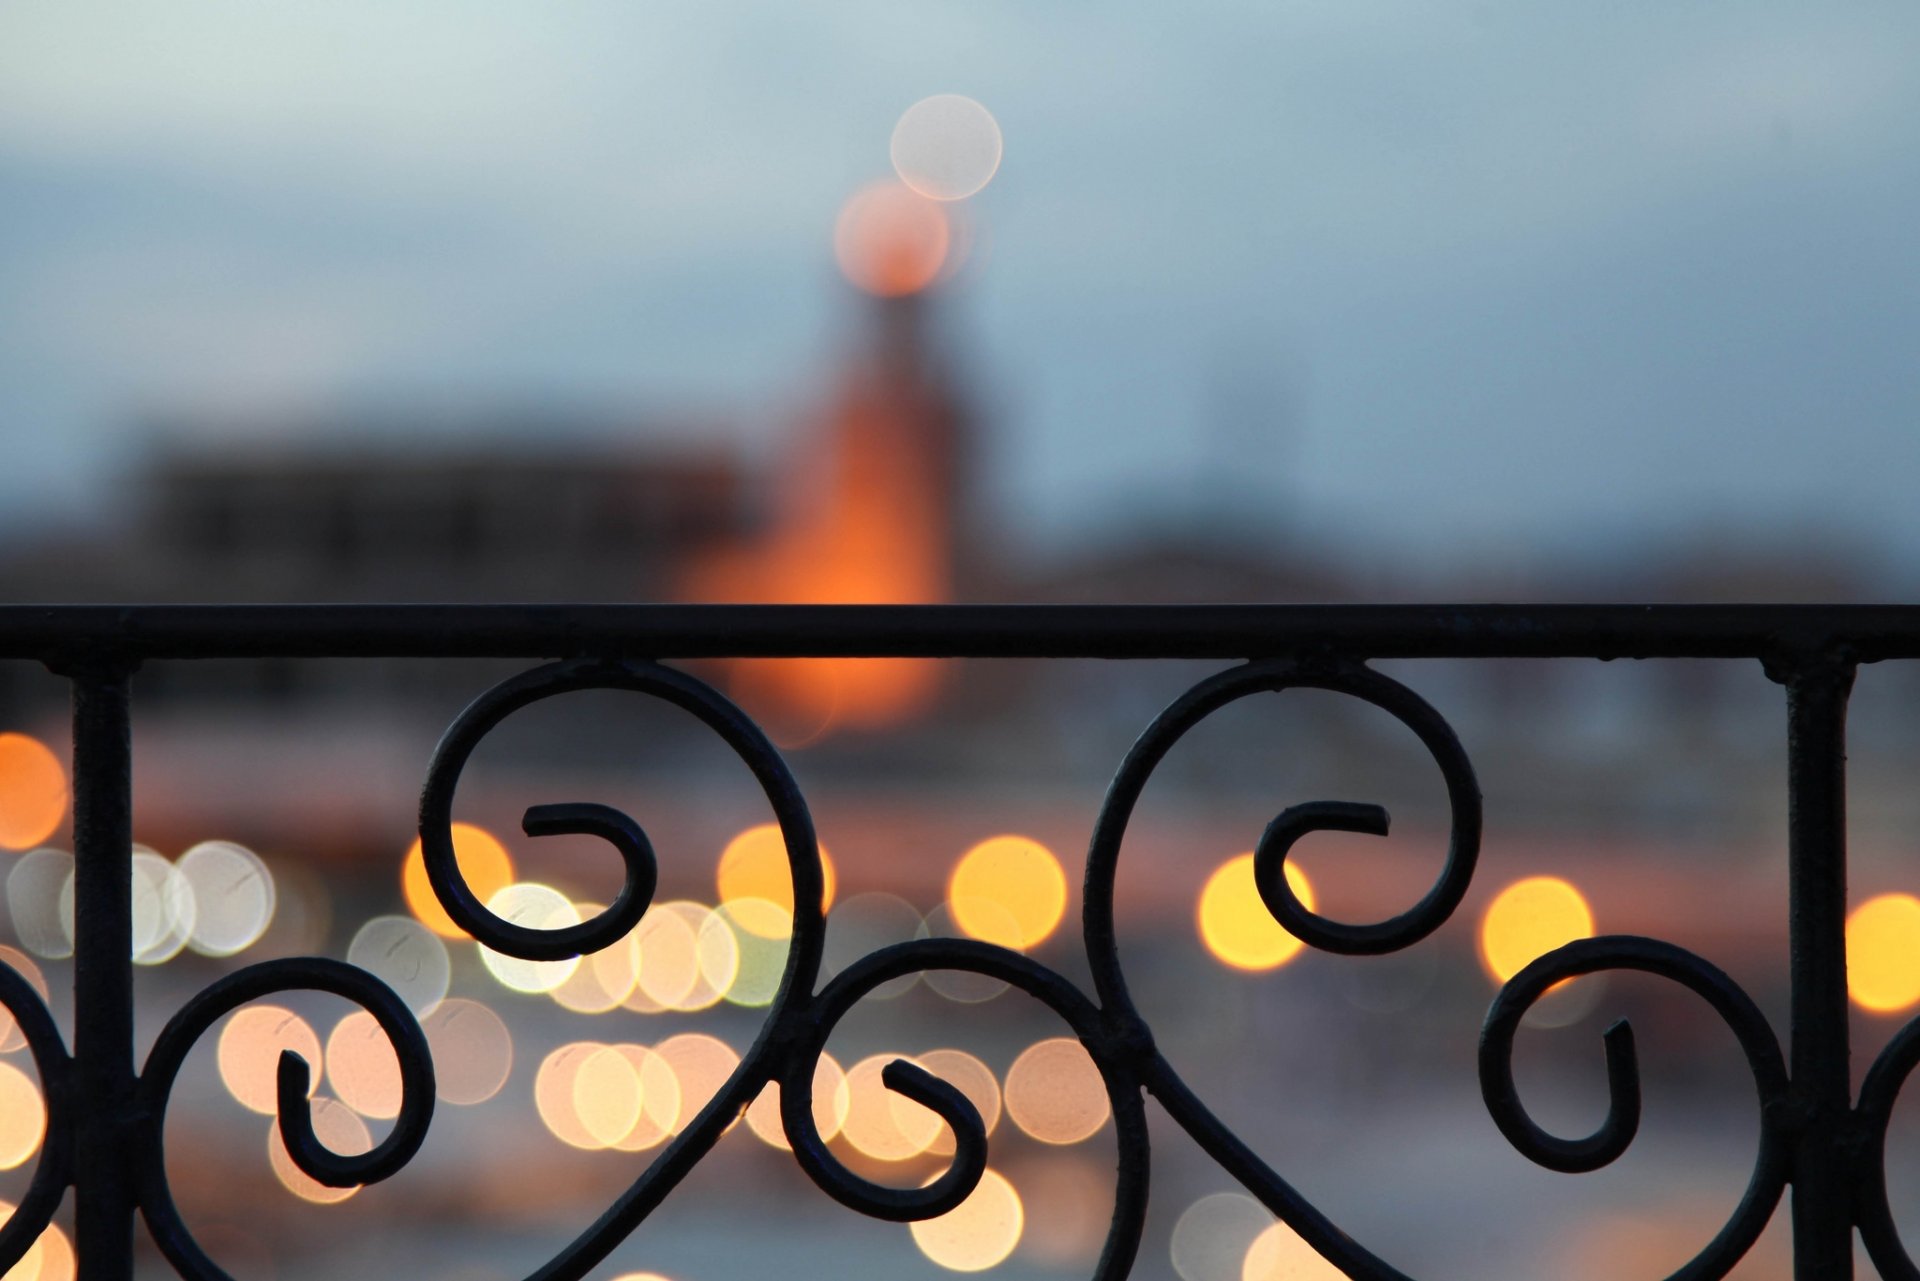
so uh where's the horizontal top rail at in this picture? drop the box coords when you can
[0,602,1917,662]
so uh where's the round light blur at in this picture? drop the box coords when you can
[652,1033,740,1136]
[326,1011,403,1120]
[909,1166,1023,1272]
[179,840,276,957]
[348,915,451,1016]
[0,1062,45,1168]
[1171,1193,1270,1281]
[131,849,196,966]
[7,849,73,960]
[824,892,922,998]
[1198,855,1313,972]
[266,1097,368,1205]
[834,181,950,298]
[479,884,581,994]
[841,1054,941,1161]
[574,1046,645,1148]
[949,835,1067,950]
[1479,876,1594,984]
[890,94,1004,201]
[717,900,789,1008]
[1243,1220,1345,1281]
[535,1042,605,1150]
[607,1044,681,1152]
[917,904,1011,1003]
[0,1200,47,1281]
[1004,1038,1109,1146]
[421,998,513,1106]
[745,1053,849,1151]
[402,822,514,940]
[716,823,835,937]
[1848,892,1920,1013]
[550,901,640,1014]
[916,1049,1001,1158]
[0,734,66,851]
[34,1220,75,1281]
[218,1005,321,1116]
[0,947,50,1055]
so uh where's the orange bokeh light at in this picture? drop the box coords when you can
[835,180,950,298]
[0,734,66,851]
[402,823,514,940]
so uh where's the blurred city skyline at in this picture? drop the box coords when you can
[4,2,1920,587]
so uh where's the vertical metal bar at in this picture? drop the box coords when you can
[1783,655,1857,1281]
[69,662,136,1281]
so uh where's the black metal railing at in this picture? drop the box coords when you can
[1,602,1916,1281]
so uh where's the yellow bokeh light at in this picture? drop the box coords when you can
[610,1274,676,1281]
[401,823,514,940]
[1243,1220,1345,1281]
[1848,893,1920,1013]
[217,1005,320,1116]
[842,1053,942,1161]
[478,883,581,994]
[915,1049,1001,1158]
[1198,855,1315,972]
[625,902,734,1013]
[949,836,1068,950]
[265,1096,368,1205]
[0,734,66,852]
[652,1033,741,1137]
[746,1053,850,1151]
[1479,876,1595,984]
[0,1063,44,1170]
[325,1011,402,1121]
[1004,1038,1108,1146]
[535,1042,605,1150]
[716,824,835,938]
[607,1044,682,1152]
[574,1046,644,1148]
[909,1166,1024,1273]
[420,998,513,1105]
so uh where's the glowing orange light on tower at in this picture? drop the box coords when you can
[1198,855,1315,972]
[835,180,950,298]
[401,823,514,940]
[1848,893,1920,1013]
[1479,877,1594,984]
[0,734,65,851]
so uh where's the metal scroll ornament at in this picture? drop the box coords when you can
[10,645,1920,1280]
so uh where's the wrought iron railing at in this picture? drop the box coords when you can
[0,602,1914,1281]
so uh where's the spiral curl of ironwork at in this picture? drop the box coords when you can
[135,958,435,1281]
[1479,936,1789,1281]
[0,961,71,1275]
[128,652,1824,1281]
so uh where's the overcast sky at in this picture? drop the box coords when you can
[3,2,1918,578]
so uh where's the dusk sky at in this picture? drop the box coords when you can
[4,2,1918,578]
